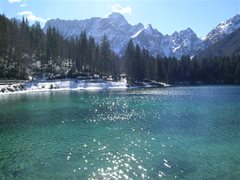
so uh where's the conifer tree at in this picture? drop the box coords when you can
[99,35,112,76]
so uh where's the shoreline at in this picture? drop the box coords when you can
[0,78,171,95]
[1,81,239,96]
[0,79,128,95]
[0,86,129,96]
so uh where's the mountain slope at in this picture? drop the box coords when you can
[162,28,201,57]
[45,13,137,55]
[131,24,165,56]
[197,14,240,51]
[44,13,200,58]
[44,13,240,58]
[198,28,240,57]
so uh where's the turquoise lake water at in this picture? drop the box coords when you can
[0,86,240,179]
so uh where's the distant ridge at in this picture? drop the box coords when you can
[198,27,240,57]
[44,13,240,58]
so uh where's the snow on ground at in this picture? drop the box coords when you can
[25,79,128,90]
[131,28,144,38]
[0,78,170,95]
[0,79,128,95]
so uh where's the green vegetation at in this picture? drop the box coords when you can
[0,14,240,84]
[0,15,116,80]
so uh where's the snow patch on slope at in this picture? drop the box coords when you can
[44,13,240,58]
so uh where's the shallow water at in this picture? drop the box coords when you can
[0,86,240,179]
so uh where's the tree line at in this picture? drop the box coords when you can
[123,40,240,84]
[0,14,240,84]
[0,14,117,80]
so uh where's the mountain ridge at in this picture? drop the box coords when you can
[44,13,240,58]
[198,27,240,57]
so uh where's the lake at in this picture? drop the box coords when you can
[0,86,240,179]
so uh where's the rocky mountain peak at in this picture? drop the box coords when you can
[44,13,240,58]
[197,14,240,51]
[108,12,125,20]
[107,13,128,24]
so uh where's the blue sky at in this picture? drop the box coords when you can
[0,0,239,37]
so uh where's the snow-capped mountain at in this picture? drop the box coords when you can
[44,12,201,58]
[131,24,165,56]
[197,14,240,51]
[44,13,240,58]
[44,13,143,55]
[199,28,240,57]
[162,28,201,58]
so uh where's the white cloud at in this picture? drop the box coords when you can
[18,11,32,16]
[111,4,132,15]
[8,0,24,3]
[20,2,28,7]
[8,0,29,8]
[17,11,46,23]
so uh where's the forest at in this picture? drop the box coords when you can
[1,14,240,84]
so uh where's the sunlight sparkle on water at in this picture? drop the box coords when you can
[1,87,240,179]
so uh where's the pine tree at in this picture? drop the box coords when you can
[156,56,168,82]
[235,62,240,82]
[99,34,112,76]
[124,39,135,80]
[79,31,88,71]
[87,36,96,72]
[134,44,144,81]
[30,22,45,76]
